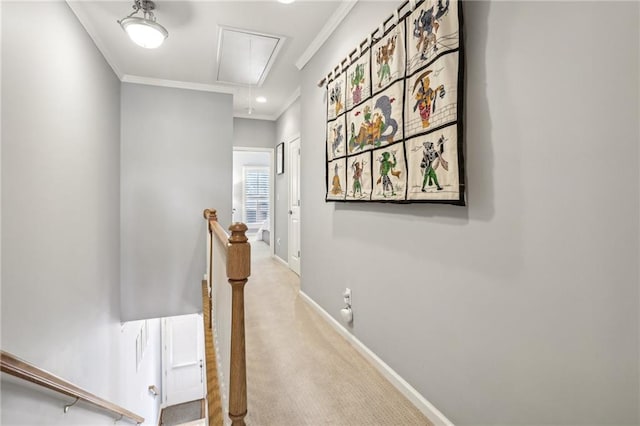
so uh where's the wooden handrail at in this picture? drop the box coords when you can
[203,209,251,426]
[0,350,144,424]
[203,209,230,253]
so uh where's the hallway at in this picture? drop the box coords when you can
[243,242,431,425]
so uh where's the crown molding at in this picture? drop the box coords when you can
[121,75,237,95]
[233,112,276,121]
[295,0,358,70]
[275,87,301,121]
[66,0,301,122]
[66,1,123,80]
[122,75,283,120]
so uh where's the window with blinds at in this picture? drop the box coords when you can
[243,166,270,225]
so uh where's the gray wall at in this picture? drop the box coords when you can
[300,1,639,424]
[1,2,161,424]
[120,83,233,321]
[274,99,301,261]
[233,118,276,149]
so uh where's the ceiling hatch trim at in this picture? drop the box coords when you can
[215,25,286,87]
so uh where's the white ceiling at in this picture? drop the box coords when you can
[68,1,354,120]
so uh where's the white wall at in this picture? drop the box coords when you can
[233,118,276,149]
[120,83,233,321]
[300,1,639,424]
[1,2,160,424]
[274,99,301,261]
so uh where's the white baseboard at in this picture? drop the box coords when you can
[298,291,454,426]
[271,254,289,268]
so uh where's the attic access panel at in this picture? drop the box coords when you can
[216,26,285,87]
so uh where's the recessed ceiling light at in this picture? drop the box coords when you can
[256,96,267,103]
[278,0,295,4]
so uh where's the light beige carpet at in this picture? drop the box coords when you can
[160,399,204,426]
[243,241,433,426]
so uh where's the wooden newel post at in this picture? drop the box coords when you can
[227,223,250,426]
[203,208,218,226]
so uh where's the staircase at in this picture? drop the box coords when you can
[202,209,251,426]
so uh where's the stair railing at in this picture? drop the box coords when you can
[0,350,144,424]
[203,209,250,426]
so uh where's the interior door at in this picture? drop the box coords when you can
[288,138,301,275]
[162,314,205,406]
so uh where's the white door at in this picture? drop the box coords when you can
[162,314,205,406]
[288,138,301,275]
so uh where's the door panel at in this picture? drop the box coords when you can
[288,138,301,275]
[162,314,205,406]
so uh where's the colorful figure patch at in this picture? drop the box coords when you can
[420,136,447,191]
[407,0,459,75]
[371,81,403,147]
[372,144,406,201]
[326,159,346,201]
[351,64,366,104]
[405,52,459,138]
[327,117,346,161]
[376,36,396,87]
[327,74,346,121]
[347,102,373,154]
[346,53,371,110]
[346,152,372,201]
[373,22,406,94]
[347,81,403,154]
[405,123,460,201]
[324,0,464,205]
[412,69,445,129]
[331,164,342,194]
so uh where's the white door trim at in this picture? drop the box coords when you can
[233,146,275,258]
[286,134,301,275]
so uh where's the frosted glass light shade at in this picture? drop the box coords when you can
[120,17,168,49]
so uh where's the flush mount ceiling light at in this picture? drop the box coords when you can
[256,96,267,103]
[118,0,168,49]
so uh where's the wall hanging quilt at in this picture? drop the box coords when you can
[325,0,465,205]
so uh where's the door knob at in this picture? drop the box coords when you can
[288,210,293,215]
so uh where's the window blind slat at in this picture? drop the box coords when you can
[243,167,270,224]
